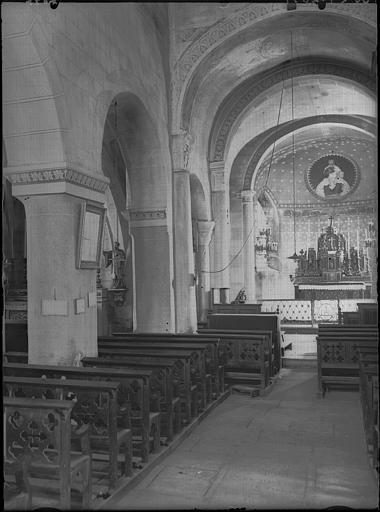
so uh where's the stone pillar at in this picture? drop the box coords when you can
[196,221,215,324]
[171,133,198,332]
[241,189,256,302]
[209,161,230,303]
[4,166,109,365]
[129,209,175,332]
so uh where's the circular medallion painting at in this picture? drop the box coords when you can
[305,154,360,201]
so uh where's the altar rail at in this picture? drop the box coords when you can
[259,299,377,324]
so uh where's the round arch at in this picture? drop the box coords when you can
[100,92,174,332]
[228,114,377,192]
[177,8,376,132]
[208,58,376,164]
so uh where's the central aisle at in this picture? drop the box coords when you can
[105,368,378,510]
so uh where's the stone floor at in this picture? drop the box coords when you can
[105,368,378,510]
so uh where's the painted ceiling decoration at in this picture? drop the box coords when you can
[305,153,360,201]
[239,115,375,191]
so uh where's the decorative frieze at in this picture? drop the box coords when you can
[129,208,168,228]
[210,161,226,192]
[5,167,109,193]
[282,202,375,217]
[129,209,167,221]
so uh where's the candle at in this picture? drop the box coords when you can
[356,230,359,250]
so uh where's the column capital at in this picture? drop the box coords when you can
[209,161,226,192]
[197,220,215,246]
[4,164,109,204]
[172,130,193,170]
[241,189,256,203]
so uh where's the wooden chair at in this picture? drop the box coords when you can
[4,376,133,489]
[4,397,92,510]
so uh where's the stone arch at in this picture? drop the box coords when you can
[229,115,376,192]
[177,8,376,132]
[208,59,376,163]
[2,7,69,168]
[100,92,174,332]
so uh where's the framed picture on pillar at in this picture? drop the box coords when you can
[76,203,106,269]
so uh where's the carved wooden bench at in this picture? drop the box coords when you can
[3,376,132,489]
[358,351,378,453]
[3,363,157,464]
[371,376,379,471]
[4,351,28,364]
[198,330,272,388]
[93,347,200,423]
[4,397,92,510]
[199,328,275,380]
[109,332,224,397]
[99,338,211,409]
[316,333,378,396]
[205,313,282,376]
[82,356,180,443]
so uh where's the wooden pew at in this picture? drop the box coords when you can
[357,303,378,325]
[4,397,92,510]
[98,338,212,407]
[93,347,201,422]
[4,351,28,364]
[318,324,378,333]
[210,304,262,314]
[205,312,282,375]
[371,376,379,471]
[342,311,360,325]
[82,356,181,442]
[358,349,378,455]
[108,332,224,397]
[199,329,272,387]
[3,363,157,464]
[316,330,378,396]
[3,376,133,489]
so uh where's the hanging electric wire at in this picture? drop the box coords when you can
[203,80,285,275]
[288,30,299,261]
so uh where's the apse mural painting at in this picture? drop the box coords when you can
[305,154,360,201]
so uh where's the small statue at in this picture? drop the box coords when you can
[112,242,126,289]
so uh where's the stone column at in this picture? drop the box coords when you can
[129,208,175,332]
[241,189,256,302]
[4,166,109,365]
[196,220,215,324]
[209,161,230,303]
[171,133,197,332]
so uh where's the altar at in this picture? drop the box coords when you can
[293,217,374,300]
